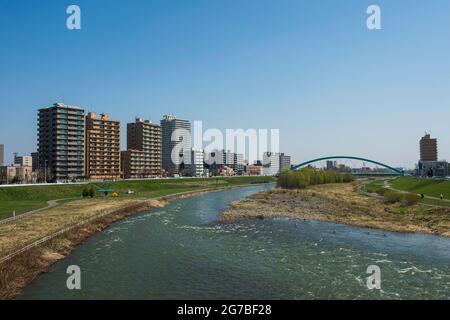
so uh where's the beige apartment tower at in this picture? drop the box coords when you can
[122,118,161,179]
[85,112,121,179]
[420,133,438,162]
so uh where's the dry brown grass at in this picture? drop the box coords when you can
[0,198,144,258]
[223,184,450,237]
[0,198,166,299]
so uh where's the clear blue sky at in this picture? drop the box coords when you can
[1,0,450,168]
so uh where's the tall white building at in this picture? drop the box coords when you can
[161,114,191,176]
[190,149,204,177]
[263,152,280,176]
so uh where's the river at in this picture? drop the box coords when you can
[21,185,450,299]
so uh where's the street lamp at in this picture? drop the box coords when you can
[44,159,48,183]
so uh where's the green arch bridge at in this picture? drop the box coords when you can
[292,156,404,176]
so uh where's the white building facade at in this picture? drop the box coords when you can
[190,149,205,177]
[263,152,280,176]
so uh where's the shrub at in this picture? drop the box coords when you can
[277,168,355,190]
[88,188,95,198]
[342,174,354,183]
[401,193,420,206]
[296,172,310,189]
[82,188,89,198]
[376,188,387,196]
[384,191,402,204]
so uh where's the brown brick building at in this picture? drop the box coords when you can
[122,118,161,179]
[420,133,438,162]
[85,112,121,179]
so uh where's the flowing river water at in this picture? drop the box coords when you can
[21,185,450,299]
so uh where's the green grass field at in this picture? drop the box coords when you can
[0,176,275,220]
[362,177,450,207]
[389,177,450,199]
[361,179,386,193]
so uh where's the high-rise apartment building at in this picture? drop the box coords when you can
[122,118,161,179]
[38,103,85,181]
[161,115,191,176]
[85,112,121,179]
[420,133,438,162]
[0,144,4,166]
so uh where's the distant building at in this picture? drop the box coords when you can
[218,166,235,176]
[16,166,35,183]
[326,160,337,171]
[279,153,291,171]
[38,103,85,181]
[31,152,39,172]
[161,115,191,176]
[85,112,121,180]
[204,149,225,176]
[234,153,245,175]
[0,165,34,184]
[245,164,263,176]
[203,150,243,176]
[0,144,4,166]
[190,149,205,177]
[0,166,16,184]
[418,161,448,178]
[420,133,438,162]
[263,152,280,176]
[14,155,33,167]
[417,133,447,177]
[224,151,235,167]
[122,118,162,179]
[338,164,352,173]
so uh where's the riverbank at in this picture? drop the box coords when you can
[363,177,450,208]
[0,176,274,220]
[0,184,264,300]
[221,183,450,237]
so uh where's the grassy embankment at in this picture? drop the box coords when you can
[0,176,274,221]
[363,177,450,207]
